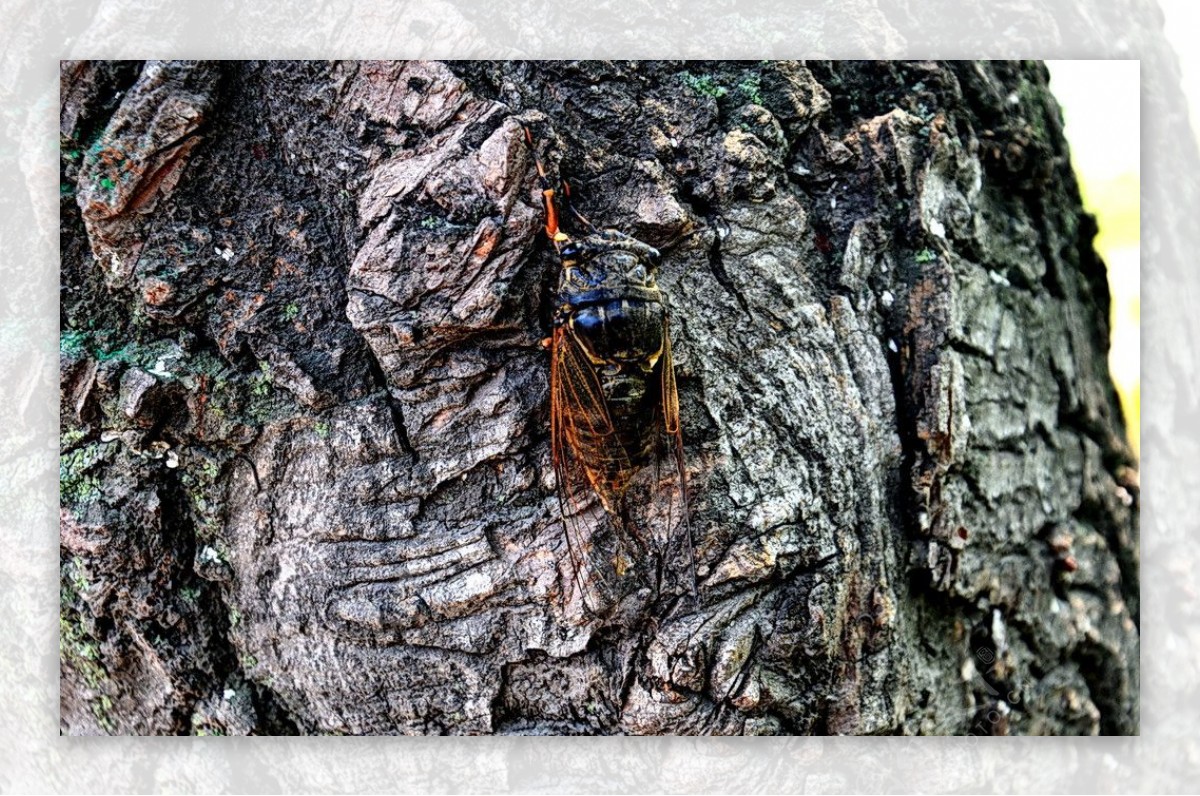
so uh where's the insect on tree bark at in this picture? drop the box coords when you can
[526,125,697,617]
[58,60,1139,736]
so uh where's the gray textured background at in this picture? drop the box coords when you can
[3,0,1191,790]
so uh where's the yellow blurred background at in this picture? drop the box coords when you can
[1047,60,1141,457]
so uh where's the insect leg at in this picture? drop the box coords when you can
[524,126,562,240]
[560,178,599,234]
[523,125,598,238]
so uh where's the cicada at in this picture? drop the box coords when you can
[526,128,696,614]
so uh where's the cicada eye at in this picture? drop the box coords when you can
[561,242,580,260]
[646,247,662,268]
[565,263,594,286]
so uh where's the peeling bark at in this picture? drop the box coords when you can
[59,60,1137,735]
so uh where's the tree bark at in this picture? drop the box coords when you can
[59,59,1138,735]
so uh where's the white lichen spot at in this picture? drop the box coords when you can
[149,358,174,379]
[458,568,493,599]
[1006,91,1020,106]
[888,338,898,353]
[223,688,235,701]
[216,246,234,261]
[991,608,1007,652]
[830,196,837,209]
[988,269,1011,287]
[880,290,894,308]
[928,218,946,238]
[199,545,221,564]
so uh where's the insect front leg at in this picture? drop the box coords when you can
[523,126,563,240]
[523,125,597,242]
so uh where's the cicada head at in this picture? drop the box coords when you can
[555,229,663,310]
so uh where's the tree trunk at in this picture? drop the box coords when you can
[59,59,1138,736]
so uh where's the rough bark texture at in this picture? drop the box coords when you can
[59,59,1138,736]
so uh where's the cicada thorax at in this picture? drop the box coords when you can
[554,231,667,508]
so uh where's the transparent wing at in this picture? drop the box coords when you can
[657,321,698,601]
[551,326,630,614]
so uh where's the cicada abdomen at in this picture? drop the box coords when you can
[526,127,696,616]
